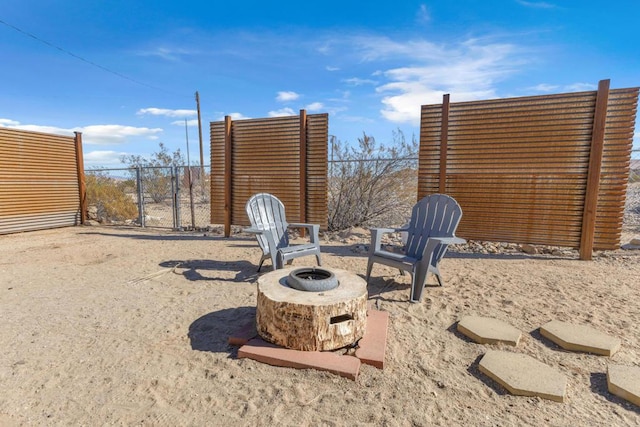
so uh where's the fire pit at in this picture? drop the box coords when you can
[286,267,339,292]
[256,267,367,351]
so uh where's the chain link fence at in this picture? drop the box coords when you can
[85,166,211,230]
[86,149,638,232]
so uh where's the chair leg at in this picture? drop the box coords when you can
[435,273,443,287]
[257,258,264,272]
[365,259,374,282]
[315,253,322,266]
[410,268,429,303]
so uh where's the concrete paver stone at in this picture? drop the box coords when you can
[355,309,389,369]
[540,320,621,356]
[457,316,522,346]
[231,309,389,379]
[479,350,567,402]
[607,364,640,407]
[238,338,361,380]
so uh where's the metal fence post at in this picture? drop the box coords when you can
[174,166,182,230]
[136,166,145,227]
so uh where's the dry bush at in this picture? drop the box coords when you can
[328,131,418,231]
[121,142,185,203]
[85,173,138,223]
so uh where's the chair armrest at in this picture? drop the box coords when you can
[429,236,466,245]
[288,223,321,244]
[369,227,402,253]
[244,227,266,235]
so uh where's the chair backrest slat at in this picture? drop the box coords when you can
[405,194,462,264]
[246,193,290,251]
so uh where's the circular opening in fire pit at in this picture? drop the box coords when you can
[286,267,339,292]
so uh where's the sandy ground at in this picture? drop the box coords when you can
[1,225,639,426]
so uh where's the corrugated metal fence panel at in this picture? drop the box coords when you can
[0,128,80,234]
[306,113,328,227]
[418,104,443,196]
[210,121,226,224]
[232,116,301,226]
[418,88,639,249]
[209,113,329,229]
[594,87,639,249]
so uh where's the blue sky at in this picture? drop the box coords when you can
[1,1,638,168]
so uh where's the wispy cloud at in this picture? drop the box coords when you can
[276,91,300,102]
[565,82,597,92]
[530,82,596,93]
[137,108,197,118]
[416,4,431,23]
[530,83,560,92]
[364,37,522,124]
[171,119,200,126]
[268,107,296,117]
[84,150,129,167]
[516,1,558,9]
[135,46,199,61]
[343,77,377,86]
[305,102,324,112]
[326,66,340,71]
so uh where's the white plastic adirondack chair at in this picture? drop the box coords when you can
[366,194,465,303]
[245,193,322,271]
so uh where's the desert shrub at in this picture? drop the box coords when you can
[121,142,185,203]
[85,172,138,223]
[328,130,418,231]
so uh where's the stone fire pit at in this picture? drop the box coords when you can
[256,267,368,351]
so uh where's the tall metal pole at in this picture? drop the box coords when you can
[196,91,204,169]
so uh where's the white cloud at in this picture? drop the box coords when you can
[171,119,200,126]
[326,66,340,71]
[0,118,20,126]
[83,150,128,167]
[268,108,296,117]
[137,108,197,118]
[517,1,557,9]
[305,102,324,112]
[565,82,597,92]
[276,91,300,102]
[531,83,559,92]
[363,38,521,124]
[214,112,252,121]
[343,77,377,86]
[81,125,163,144]
[0,119,163,145]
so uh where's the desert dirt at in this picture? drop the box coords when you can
[1,223,639,426]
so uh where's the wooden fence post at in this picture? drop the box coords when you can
[74,131,87,224]
[224,115,233,237]
[579,79,610,260]
[439,94,450,194]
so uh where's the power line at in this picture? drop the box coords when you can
[0,17,186,96]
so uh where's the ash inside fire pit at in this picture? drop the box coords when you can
[287,267,339,292]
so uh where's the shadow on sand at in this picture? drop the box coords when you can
[188,306,256,356]
[159,259,258,282]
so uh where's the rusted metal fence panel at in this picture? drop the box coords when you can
[0,128,85,234]
[418,80,639,258]
[210,110,328,235]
